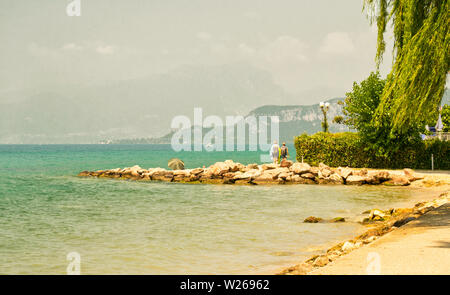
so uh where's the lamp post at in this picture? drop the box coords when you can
[320,102,330,133]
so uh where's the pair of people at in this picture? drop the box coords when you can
[270,141,289,165]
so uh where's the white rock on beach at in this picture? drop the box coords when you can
[346,175,366,185]
[342,241,355,252]
[233,169,261,180]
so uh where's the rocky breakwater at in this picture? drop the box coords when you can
[77,160,424,186]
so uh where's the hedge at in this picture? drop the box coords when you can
[294,132,450,170]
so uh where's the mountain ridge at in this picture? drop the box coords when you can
[111,97,348,144]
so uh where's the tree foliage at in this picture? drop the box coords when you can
[342,72,386,132]
[294,132,450,169]
[340,72,420,157]
[363,0,450,134]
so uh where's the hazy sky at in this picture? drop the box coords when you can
[0,0,393,99]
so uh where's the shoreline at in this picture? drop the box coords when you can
[278,183,450,275]
[78,160,450,274]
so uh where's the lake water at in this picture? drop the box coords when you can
[0,144,423,274]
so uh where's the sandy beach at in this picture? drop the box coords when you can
[311,202,450,275]
[279,172,450,275]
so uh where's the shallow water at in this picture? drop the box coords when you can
[0,145,423,274]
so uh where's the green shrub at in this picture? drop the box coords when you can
[294,132,449,170]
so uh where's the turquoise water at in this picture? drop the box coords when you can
[0,145,420,274]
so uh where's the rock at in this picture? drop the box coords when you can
[238,167,250,173]
[318,169,332,179]
[148,168,166,176]
[353,168,368,176]
[393,216,416,227]
[290,162,311,174]
[224,160,241,172]
[414,207,433,215]
[331,217,346,222]
[233,169,261,180]
[313,255,330,267]
[403,168,423,182]
[369,209,387,221]
[208,162,230,177]
[336,167,352,179]
[291,174,316,184]
[149,168,173,181]
[304,216,323,223]
[363,236,377,244]
[131,170,141,177]
[361,217,371,224]
[318,162,330,170]
[247,163,258,170]
[414,201,426,208]
[365,171,388,184]
[174,169,191,179]
[328,173,344,184]
[341,241,355,252]
[392,207,414,216]
[173,170,189,176]
[317,178,332,184]
[383,175,410,186]
[253,173,279,184]
[223,172,237,178]
[141,173,151,180]
[234,179,253,185]
[264,167,289,179]
[173,174,191,182]
[121,165,143,178]
[374,171,390,182]
[189,174,201,182]
[310,167,320,176]
[345,175,366,185]
[301,173,316,180]
[403,168,414,178]
[280,159,293,168]
[317,174,343,184]
[279,263,312,275]
[278,172,291,180]
[327,253,340,262]
[261,163,277,170]
[190,168,204,175]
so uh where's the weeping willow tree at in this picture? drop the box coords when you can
[364,0,449,135]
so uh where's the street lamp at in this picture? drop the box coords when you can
[320,102,330,133]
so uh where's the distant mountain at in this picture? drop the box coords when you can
[0,63,303,144]
[2,62,446,145]
[112,97,349,144]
